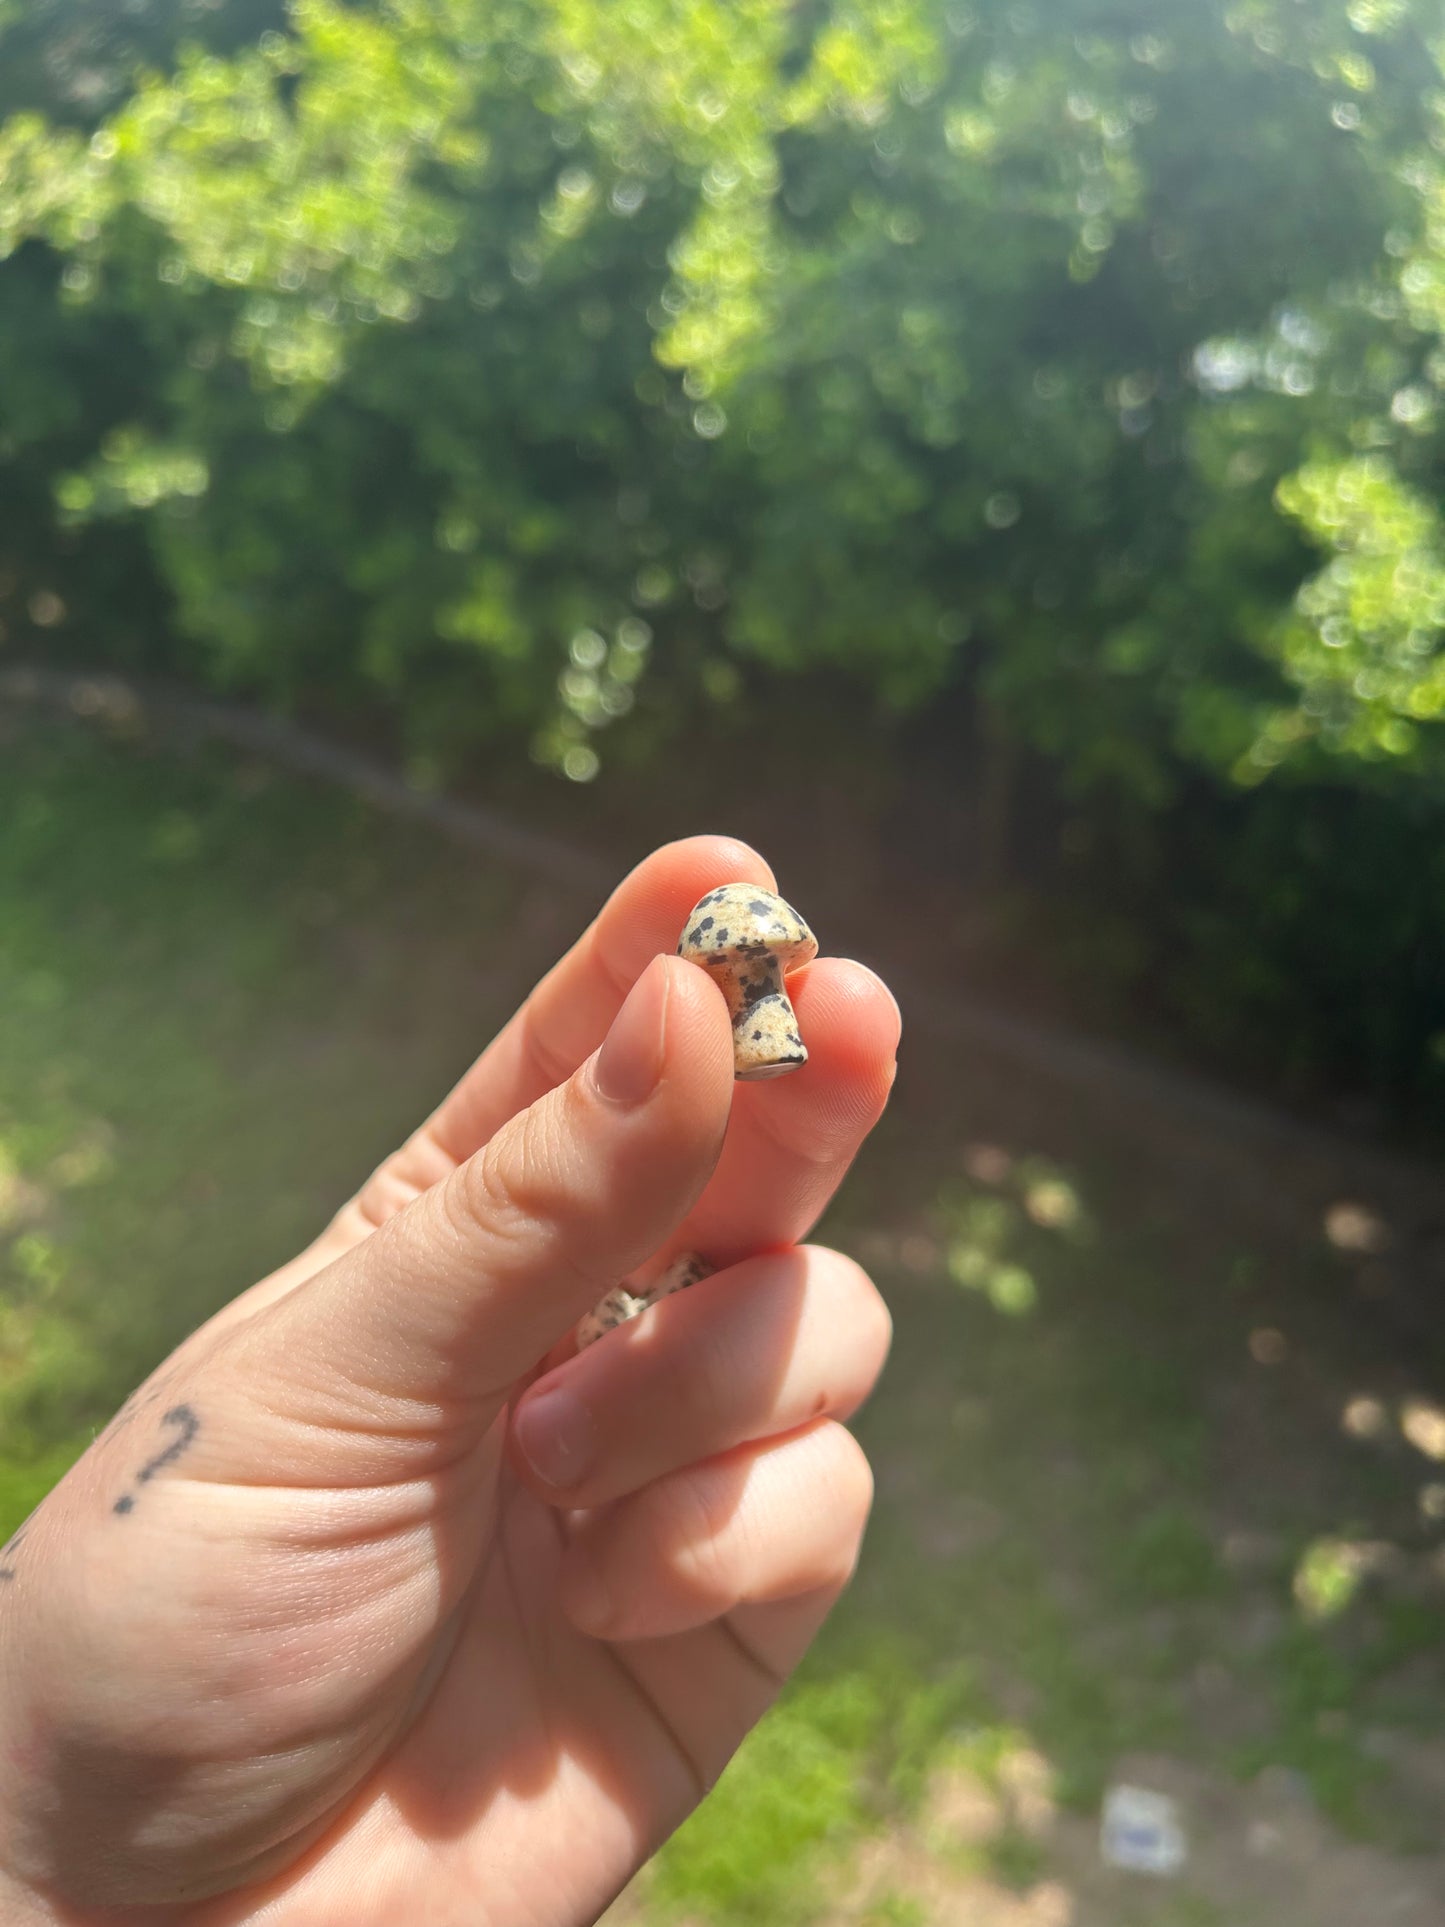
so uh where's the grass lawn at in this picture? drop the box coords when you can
[3,716,1445,1925]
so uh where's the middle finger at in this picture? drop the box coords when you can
[509,1245,892,1508]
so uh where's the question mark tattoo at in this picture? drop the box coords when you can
[113,1404,200,1515]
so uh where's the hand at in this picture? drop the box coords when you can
[0,837,899,1924]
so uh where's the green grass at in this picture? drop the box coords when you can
[0,724,527,1515]
[639,1665,975,1925]
[4,719,1445,1923]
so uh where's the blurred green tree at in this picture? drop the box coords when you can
[2,0,1444,1119]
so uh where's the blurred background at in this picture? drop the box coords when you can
[4,2,1445,1921]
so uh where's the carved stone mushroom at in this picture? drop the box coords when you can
[575,1251,713,1351]
[676,884,818,1080]
[574,885,819,1349]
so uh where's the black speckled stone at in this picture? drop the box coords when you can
[675,883,817,1080]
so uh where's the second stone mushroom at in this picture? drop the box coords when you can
[676,884,818,1080]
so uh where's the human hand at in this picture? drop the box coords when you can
[0,837,899,1924]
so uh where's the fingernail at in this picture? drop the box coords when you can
[563,1540,614,1636]
[514,1385,597,1490]
[595,956,670,1105]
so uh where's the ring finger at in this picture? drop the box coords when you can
[554,1419,875,1643]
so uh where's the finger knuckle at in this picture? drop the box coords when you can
[819,1422,875,1538]
[518,1000,578,1094]
[814,1436,874,1591]
[774,1427,874,1597]
[818,1250,893,1359]
[452,1141,539,1267]
[804,1255,892,1415]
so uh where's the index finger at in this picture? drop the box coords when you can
[205,836,778,1336]
[346,834,776,1227]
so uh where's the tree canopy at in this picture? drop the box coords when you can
[3,0,1445,1121]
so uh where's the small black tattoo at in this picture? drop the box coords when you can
[113,1404,200,1515]
[0,1525,27,1580]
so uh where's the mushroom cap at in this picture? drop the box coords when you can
[676,884,818,972]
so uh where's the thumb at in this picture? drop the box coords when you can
[222,954,734,1478]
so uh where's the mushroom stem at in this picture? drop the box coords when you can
[675,884,817,1080]
[717,965,805,1080]
[576,1252,713,1350]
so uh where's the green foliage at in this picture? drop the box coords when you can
[3,0,1445,1122]
[1273,455,1445,762]
[0,0,1437,764]
[1109,1508,1221,1607]
[644,1654,983,1919]
[646,1676,871,1921]
[0,0,287,129]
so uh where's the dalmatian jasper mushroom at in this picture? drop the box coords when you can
[575,883,816,1349]
[675,884,818,1080]
[576,1252,714,1351]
